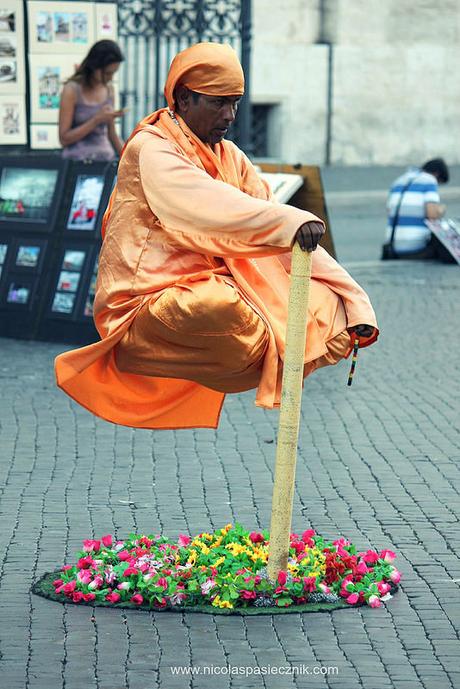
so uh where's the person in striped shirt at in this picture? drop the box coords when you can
[384,158,451,259]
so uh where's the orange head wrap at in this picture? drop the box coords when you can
[164,42,245,110]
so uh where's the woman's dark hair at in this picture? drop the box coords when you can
[422,158,449,184]
[69,40,124,87]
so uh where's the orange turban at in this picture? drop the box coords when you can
[164,42,245,109]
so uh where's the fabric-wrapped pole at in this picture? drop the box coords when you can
[267,243,312,581]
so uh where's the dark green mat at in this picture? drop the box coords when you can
[32,572,362,615]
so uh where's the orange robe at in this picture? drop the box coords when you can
[55,111,378,430]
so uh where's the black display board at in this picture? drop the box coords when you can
[0,155,117,344]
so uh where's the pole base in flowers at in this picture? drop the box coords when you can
[32,524,400,614]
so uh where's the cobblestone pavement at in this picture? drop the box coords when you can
[1,245,460,685]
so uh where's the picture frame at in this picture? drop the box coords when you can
[29,52,82,123]
[63,160,117,236]
[94,3,117,41]
[0,155,68,232]
[30,123,61,149]
[47,242,94,319]
[2,274,36,309]
[27,1,95,54]
[11,237,47,271]
[0,93,26,143]
[0,0,25,94]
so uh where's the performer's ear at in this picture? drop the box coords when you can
[174,84,191,113]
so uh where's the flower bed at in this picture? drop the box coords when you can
[42,524,399,612]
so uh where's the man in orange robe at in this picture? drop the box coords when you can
[55,42,378,430]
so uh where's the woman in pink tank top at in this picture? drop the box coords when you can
[59,40,126,161]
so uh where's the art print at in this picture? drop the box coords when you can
[52,291,75,314]
[16,245,40,268]
[36,11,52,43]
[0,167,58,222]
[1,99,18,133]
[72,13,87,44]
[62,249,85,271]
[7,281,30,304]
[37,65,60,109]
[54,13,70,42]
[57,270,80,292]
[67,175,104,231]
[0,57,15,82]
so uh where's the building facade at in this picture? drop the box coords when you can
[251,0,460,165]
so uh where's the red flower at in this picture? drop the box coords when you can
[82,593,96,602]
[157,577,168,590]
[249,532,264,543]
[117,550,131,561]
[241,590,257,600]
[106,592,121,603]
[303,576,317,593]
[53,579,64,588]
[72,591,84,603]
[139,536,153,548]
[63,581,76,594]
[77,556,94,569]
[130,594,143,605]
[101,534,113,548]
[83,539,101,553]
[123,567,138,576]
[291,541,306,555]
[277,570,287,586]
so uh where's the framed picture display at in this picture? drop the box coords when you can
[2,274,36,309]
[49,244,89,318]
[0,155,68,232]
[27,1,95,54]
[11,237,47,272]
[66,173,105,231]
[30,123,60,149]
[0,0,25,94]
[0,93,26,143]
[95,3,117,41]
[29,53,82,123]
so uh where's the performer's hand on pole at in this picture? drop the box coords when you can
[294,221,325,251]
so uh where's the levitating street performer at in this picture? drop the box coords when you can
[55,42,378,430]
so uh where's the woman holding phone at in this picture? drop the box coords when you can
[59,40,126,161]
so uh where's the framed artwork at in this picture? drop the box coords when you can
[66,174,105,231]
[12,238,47,271]
[0,0,25,93]
[51,290,75,314]
[27,1,95,54]
[95,3,117,41]
[62,248,86,271]
[29,53,82,123]
[0,93,26,143]
[3,275,36,309]
[0,155,68,232]
[30,123,60,149]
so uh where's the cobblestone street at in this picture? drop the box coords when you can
[1,187,460,688]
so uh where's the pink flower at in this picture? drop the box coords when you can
[303,577,317,593]
[274,586,286,594]
[249,532,264,543]
[82,593,96,602]
[88,575,103,590]
[302,529,316,541]
[143,572,155,582]
[63,581,77,594]
[356,560,369,575]
[61,565,73,571]
[360,549,380,564]
[77,570,93,585]
[157,577,168,590]
[200,578,216,595]
[377,581,391,595]
[117,582,131,590]
[178,534,191,547]
[368,595,381,608]
[139,536,153,548]
[101,534,113,548]
[106,592,121,603]
[170,591,187,605]
[117,550,131,561]
[380,549,396,563]
[346,593,359,605]
[341,580,355,593]
[130,594,143,605]
[254,576,261,585]
[241,590,257,600]
[389,568,401,584]
[277,571,287,586]
[123,567,138,576]
[104,570,116,585]
[138,563,149,574]
[72,591,84,603]
[318,583,330,594]
[77,556,94,569]
[53,579,64,588]
[83,539,101,553]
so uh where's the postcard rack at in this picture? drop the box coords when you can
[0,154,117,343]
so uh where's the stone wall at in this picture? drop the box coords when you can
[251,0,460,165]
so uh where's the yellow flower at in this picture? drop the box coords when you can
[200,545,210,555]
[211,595,234,609]
[210,536,223,549]
[213,556,225,568]
[200,533,213,541]
[187,550,197,565]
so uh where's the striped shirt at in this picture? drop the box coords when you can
[385,168,440,254]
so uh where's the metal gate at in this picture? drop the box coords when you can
[115,0,252,150]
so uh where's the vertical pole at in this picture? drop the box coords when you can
[239,0,252,154]
[267,245,312,581]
